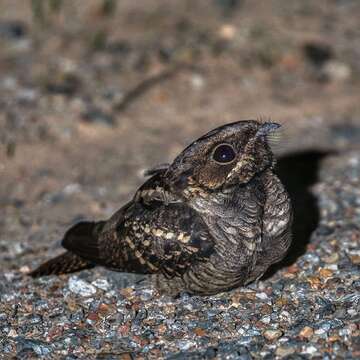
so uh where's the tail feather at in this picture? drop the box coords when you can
[61,221,105,262]
[29,220,106,278]
[30,251,95,278]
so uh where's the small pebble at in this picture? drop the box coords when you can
[276,346,296,357]
[91,278,111,291]
[299,326,314,339]
[263,329,283,341]
[218,24,236,40]
[68,276,97,297]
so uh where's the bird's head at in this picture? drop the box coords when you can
[165,120,280,194]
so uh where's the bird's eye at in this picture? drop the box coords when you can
[212,144,236,164]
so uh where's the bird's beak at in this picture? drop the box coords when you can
[255,122,281,138]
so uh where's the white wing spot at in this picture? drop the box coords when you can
[165,232,174,239]
[152,229,164,237]
[178,232,191,243]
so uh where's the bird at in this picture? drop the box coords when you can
[30,120,293,296]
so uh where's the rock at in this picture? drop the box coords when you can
[303,344,319,355]
[81,108,114,126]
[299,326,314,339]
[0,20,27,39]
[256,292,269,301]
[16,338,53,357]
[350,255,360,265]
[91,278,111,291]
[218,24,236,40]
[323,253,339,264]
[7,329,18,337]
[176,340,196,351]
[190,74,206,90]
[68,276,97,297]
[275,346,296,357]
[319,268,333,278]
[323,61,351,82]
[263,329,283,341]
[303,41,333,67]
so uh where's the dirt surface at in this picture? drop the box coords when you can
[1,1,360,359]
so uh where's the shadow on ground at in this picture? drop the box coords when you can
[264,150,330,278]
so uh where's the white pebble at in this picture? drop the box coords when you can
[91,278,111,291]
[68,276,97,297]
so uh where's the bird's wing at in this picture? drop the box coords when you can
[116,198,215,278]
[62,170,215,278]
[107,171,214,276]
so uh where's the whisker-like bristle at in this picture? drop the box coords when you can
[257,115,273,125]
[264,122,291,155]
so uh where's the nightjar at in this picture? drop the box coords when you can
[30,120,293,296]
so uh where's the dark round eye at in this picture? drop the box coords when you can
[212,143,236,164]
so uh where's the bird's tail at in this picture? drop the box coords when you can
[29,251,95,278]
[29,220,107,277]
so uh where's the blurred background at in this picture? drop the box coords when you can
[1,0,360,266]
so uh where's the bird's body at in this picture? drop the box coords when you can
[30,120,292,296]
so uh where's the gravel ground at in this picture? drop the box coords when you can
[1,1,360,359]
[1,144,360,359]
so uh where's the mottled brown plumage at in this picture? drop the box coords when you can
[30,120,292,296]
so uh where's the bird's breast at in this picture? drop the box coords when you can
[186,184,265,270]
